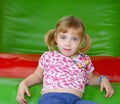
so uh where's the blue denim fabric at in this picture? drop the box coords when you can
[38,92,97,104]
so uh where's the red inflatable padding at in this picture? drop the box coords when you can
[91,56,120,82]
[0,53,120,82]
[0,53,40,78]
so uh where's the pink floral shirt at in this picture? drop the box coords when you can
[39,51,94,93]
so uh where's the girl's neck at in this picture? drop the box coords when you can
[57,50,79,59]
[69,53,79,59]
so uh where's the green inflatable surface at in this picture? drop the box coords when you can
[0,78,119,104]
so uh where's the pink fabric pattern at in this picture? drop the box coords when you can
[39,51,94,93]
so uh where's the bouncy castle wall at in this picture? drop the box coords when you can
[0,0,120,56]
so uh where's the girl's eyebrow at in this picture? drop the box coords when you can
[59,33,66,36]
[59,34,65,37]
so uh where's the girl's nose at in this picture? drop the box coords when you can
[65,39,71,46]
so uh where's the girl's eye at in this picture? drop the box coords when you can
[60,36,66,39]
[72,37,79,41]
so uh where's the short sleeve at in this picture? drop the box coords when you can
[84,55,94,74]
[39,52,50,70]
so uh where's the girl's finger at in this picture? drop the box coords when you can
[26,89,31,97]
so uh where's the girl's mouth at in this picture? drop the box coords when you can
[63,48,71,52]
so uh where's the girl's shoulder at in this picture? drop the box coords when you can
[41,51,59,58]
[77,53,92,64]
[78,53,90,59]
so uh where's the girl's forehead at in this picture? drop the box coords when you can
[58,28,82,36]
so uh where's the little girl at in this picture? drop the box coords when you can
[16,16,114,104]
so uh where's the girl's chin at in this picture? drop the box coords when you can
[61,53,72,57]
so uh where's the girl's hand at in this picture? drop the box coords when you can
[100,77,114,98]
[16,81,31,104]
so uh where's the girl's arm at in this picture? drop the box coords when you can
[16,65,44,104]
[88,72,114,98]
[23,65,44,86]
[87,72,99,85]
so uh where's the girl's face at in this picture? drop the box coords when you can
[56,29,81,58]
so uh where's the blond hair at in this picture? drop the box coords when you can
[44,16,91,53]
